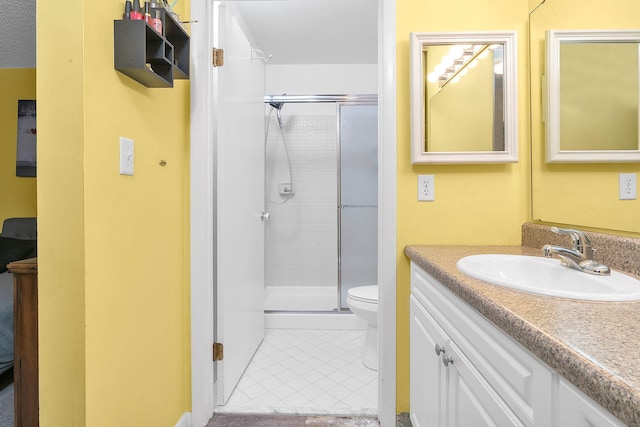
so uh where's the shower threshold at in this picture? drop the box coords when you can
[265,285,338,311]
[264,310,366,330]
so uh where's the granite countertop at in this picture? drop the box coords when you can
[404,244,640,427]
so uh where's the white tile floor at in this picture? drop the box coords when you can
[215,329,377,416]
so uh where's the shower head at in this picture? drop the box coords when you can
[269,93,286,111]
[269,94,286,127]
[269,100,284,110]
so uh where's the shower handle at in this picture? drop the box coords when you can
[260,212,271,222]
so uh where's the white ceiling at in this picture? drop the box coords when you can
[0,0,36,68]
[233,0,378,64]
[0,0,376,68]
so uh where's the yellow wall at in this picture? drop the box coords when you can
[530,0,640,234]
[0,69,38,224]
[37,0,191,425]
[396,0,531,411]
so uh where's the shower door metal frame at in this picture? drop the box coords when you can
[336,101,378,311]
[263,94,378,313]
[265,94,378,105]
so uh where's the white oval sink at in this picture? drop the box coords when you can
[456,254,640,301]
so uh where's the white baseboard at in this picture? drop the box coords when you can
[175,412,192,427]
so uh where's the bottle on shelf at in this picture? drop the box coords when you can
[144,2,151,22]
[123,0,132,19]
[147,0,163,34]
[130,0,143,20]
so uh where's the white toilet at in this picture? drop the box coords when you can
[346,285,378,371]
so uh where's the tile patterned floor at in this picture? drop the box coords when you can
[215,329,377,416]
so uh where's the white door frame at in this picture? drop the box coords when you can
[189,0,397,426]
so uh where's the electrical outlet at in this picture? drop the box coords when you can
[619,173,637,200]
[418,175,435,201]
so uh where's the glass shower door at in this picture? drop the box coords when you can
[338,104,378,308]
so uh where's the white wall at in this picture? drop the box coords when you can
[264,64,377,308]
[267,64,378,95]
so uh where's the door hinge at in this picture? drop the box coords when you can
[213,48,225,67]
[213,342,224,361]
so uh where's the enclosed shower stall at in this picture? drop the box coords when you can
[263,95,378,313]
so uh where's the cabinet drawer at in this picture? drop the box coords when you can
[446,339,525,427]
[411,263,553,426]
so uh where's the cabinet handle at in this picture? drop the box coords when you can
[442,355,454,367]
[435,343,445,356]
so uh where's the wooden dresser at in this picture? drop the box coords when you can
[9,258,38,427]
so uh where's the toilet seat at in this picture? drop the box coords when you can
[347,285,378,304]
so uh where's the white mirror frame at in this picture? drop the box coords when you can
[410,31,519,164]
[546,29,640,163]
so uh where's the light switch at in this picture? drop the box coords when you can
[119,137,134,176]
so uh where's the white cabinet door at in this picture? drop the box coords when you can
[446,341,525,427]
[411,295,522,427]
[410,296,448,427]
[558,379,626,427]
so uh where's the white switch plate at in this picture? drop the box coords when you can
[418,174,434,201]
[119,137,134,176]
[619,173,637,200]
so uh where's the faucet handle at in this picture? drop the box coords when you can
[546,227,608,275]
[551,227,593,256]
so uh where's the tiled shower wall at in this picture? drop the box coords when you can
[265,108,338,290]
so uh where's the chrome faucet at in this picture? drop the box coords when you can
[542,227,611,275]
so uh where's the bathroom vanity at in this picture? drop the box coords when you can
[405,238,640,427]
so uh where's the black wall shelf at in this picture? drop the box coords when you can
[114,9,190,88]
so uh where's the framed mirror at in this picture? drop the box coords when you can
[546,29,640,162]
[410,31,518,164]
